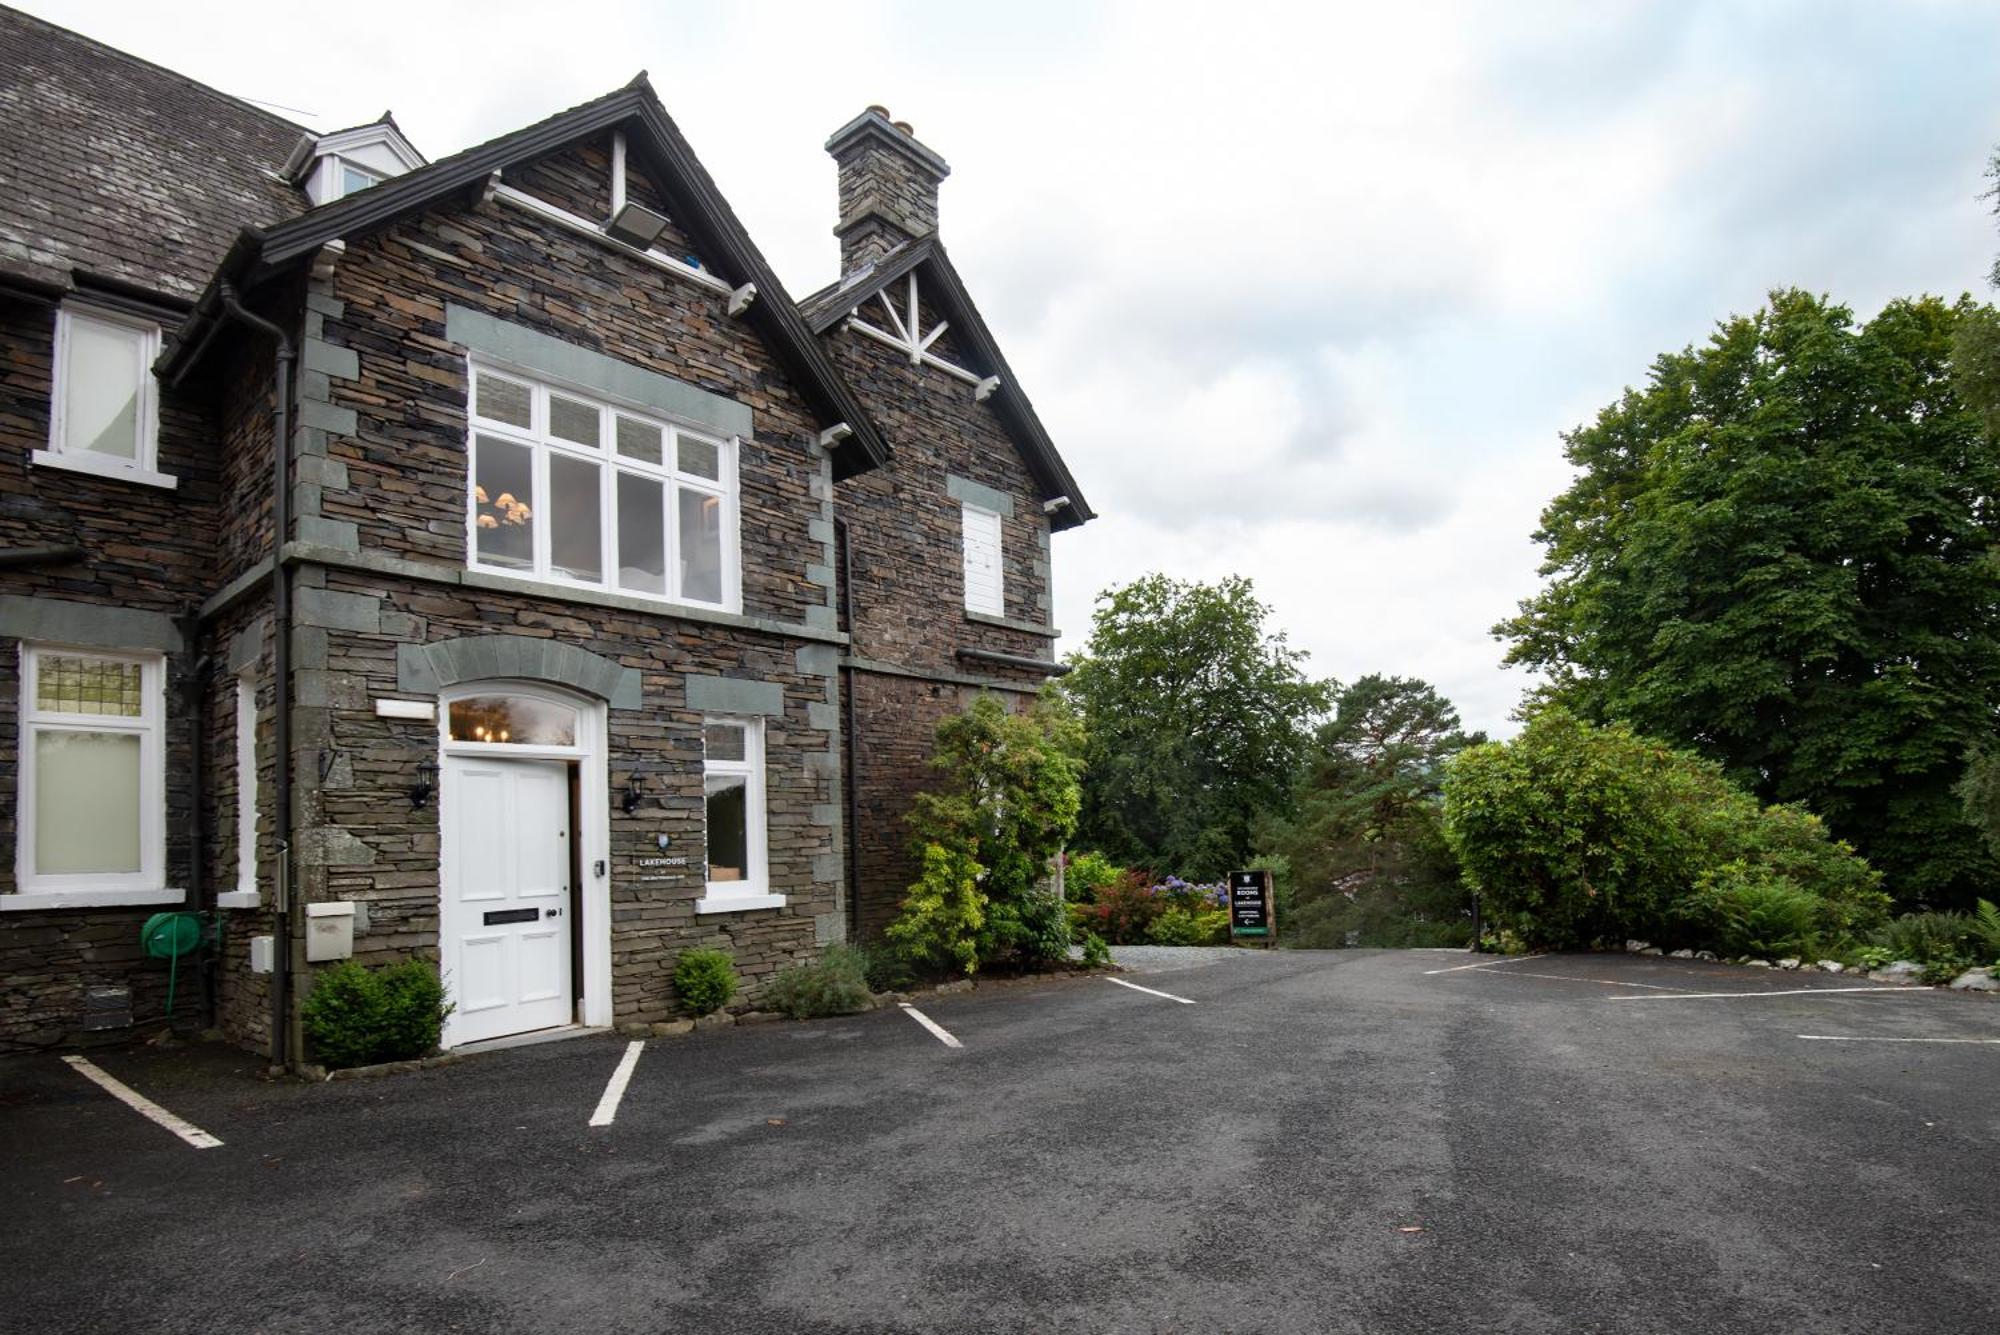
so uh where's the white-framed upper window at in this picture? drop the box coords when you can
[225,672,261,907]
[961,504,1004,616]
[35,305,174,490]
[698,717,777,913]
[466,364,740,613]
[336,160,382,200]
[10,645,171,909]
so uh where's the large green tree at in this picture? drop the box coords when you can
[1499,289,2000,907]
[1261,675,1485,947]
[1065,574,1331,877]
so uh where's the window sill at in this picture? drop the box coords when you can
[215,889,262,910]
[2,886,185,912]
[31,449,179,491]
[965,609,1061,638]
[695,891,786,915]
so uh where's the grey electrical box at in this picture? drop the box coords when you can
[81,985,132,1031]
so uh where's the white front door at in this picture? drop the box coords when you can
[441,755,573,1045]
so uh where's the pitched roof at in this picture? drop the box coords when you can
[800,237,1095,530]
[0,5,308,301]
[164,77,892,478]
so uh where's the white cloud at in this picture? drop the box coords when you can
[24,0,2000,738]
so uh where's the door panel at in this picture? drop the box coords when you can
[443,756,574,1044]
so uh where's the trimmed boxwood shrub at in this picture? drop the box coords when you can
[301,958,451,1070]
[673,947,738,1016]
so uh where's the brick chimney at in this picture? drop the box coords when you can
[827,105,951,274]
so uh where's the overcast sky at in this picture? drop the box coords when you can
[25,0,2000,735]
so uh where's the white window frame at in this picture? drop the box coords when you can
[217,672,262,909]
[464,361,741,614]
[696,717,778,914]
[961,503,1005,616]
[334,158,382,200]
[34,305,176,491]
[8,644,174,910]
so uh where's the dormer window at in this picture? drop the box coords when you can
[285,115,426,207]
[338,161,382,199]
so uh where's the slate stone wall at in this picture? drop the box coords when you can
[295,137,835,632]
[244,567,844,1030]
[826,299,1061,934]
[0,292,218,1049]
[206,139,852,1042]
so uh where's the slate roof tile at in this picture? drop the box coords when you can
[0,5,309,299]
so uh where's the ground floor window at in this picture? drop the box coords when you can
[234,673,259,903]
[13,645,166,902]
[699,717,776,912]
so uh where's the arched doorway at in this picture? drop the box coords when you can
[436,681,609,1047]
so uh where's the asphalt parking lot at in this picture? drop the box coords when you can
[3,947,1996,1334]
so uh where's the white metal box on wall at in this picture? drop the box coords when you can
[305,902,356,962]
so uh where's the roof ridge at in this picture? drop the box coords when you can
[4,4,314,136]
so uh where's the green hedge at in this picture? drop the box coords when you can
[1443,709,1888,955]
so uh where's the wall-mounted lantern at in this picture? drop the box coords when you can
[409,761,440,810]
[621,769,651,814]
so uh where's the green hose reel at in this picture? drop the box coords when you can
[140,911,211,1019]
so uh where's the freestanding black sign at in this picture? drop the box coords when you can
[1228,869,1275,941]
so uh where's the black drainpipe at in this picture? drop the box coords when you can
[177,609,214,1031]
[213,286,296,1069]
[834,516,862,942]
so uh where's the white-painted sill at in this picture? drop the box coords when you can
[215,889,262,910]
[31,448,180,491]
[695,891,786,915]
[2,886,186,911]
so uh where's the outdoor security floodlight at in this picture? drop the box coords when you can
[605,202,670,250]
[1042,495,1072,514]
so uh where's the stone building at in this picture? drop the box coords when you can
[0,6,1091,1061]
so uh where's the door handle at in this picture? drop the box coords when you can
[546,907,563,918]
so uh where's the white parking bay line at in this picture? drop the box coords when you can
[1609,986,1936,1003]
[588,1040,645,1127]
[1799,1034,2000,1044]
[61,1055,222,1150]
[899,1002,963,1048]
[1106,976,1196,1005]
[1423,954,1547,975]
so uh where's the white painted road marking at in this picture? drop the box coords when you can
[1423,954,1547,975]
[62,1055,222,1149]
[1799,1034,2000,1044]
[1609,986,1934,1003]
[1470,969,1693,992]
[1106,977,1196,1005]
[588,1041,645,1127]
[899,1003,963,1048]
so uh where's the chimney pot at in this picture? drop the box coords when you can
[893,120,914,136]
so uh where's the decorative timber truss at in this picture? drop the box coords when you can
[841,270,1001,401]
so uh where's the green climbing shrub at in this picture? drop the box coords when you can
[884,690,1084,976]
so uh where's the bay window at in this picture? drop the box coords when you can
[467,365,738,611]
[11,646,169,907]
